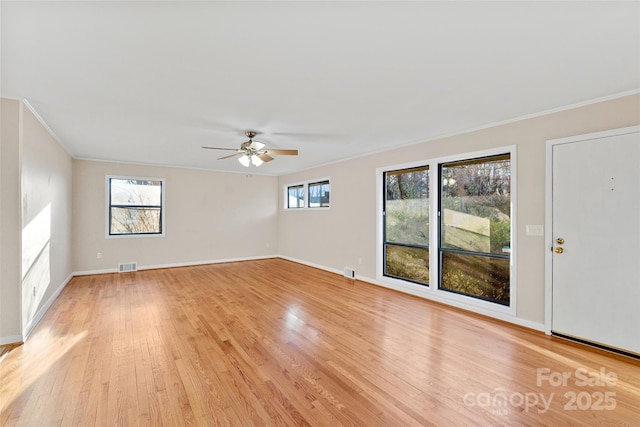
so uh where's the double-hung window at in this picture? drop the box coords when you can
[108,177,165,237]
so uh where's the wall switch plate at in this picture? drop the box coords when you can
[526,225,544,236]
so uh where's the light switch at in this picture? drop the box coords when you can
[526,225,544,236]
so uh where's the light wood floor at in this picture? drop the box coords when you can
[1,259,638,426]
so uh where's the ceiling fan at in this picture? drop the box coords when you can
[202,131,298,167]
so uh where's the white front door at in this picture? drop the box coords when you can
[549,126,640,355]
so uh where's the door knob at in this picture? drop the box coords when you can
[556,238,565,245]
[554,247,564,254]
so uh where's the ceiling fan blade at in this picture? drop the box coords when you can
[218,153,242,160]
[202,146,238,151]
[265,149,298,156]
[258,153,274,162]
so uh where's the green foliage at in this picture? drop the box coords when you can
[385,199,429,246]
[441,253,510,305]
[442,194,510,218]
[490,220,510,253]
[385,245,429,284]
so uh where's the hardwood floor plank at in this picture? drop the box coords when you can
[1,258,639,426]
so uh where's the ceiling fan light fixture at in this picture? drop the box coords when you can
[251,155,263,167]
[238,154,251,167]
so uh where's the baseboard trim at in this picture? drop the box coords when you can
[22,273,75,340]
[73,254,279,277]
[140,254,279,271]
[279,255,545,332]
[278,255,345,277]
[0,334,23,346]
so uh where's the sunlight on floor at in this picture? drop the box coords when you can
[0,329,87,414]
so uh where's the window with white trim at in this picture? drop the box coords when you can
[107,177,165,237]
[379,148,514,309]
[439,154,511,305]
[284,178,330,209]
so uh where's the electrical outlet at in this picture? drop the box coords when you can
[97,252,102,259]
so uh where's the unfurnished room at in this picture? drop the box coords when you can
[1,1,639,426]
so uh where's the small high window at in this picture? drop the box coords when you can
[284,178,330,210]
[287,184,305,209]
[308,180,330,208]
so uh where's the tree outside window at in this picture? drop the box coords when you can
[109,178,164,236]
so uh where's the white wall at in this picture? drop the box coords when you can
[0,98,22,343]
[20,103,74,334]
[72,161,279,272]
[277,94,640,328]
[0,98,74,343]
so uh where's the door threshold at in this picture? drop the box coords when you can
[552,332,640,360]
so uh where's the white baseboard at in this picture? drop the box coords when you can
[278,255,346,277]
[0,334,23,346]
[279,255,545,332]
[140,254,278,271]
[22,273,74,340]
[73,267,119,276]
[73,254,279,277]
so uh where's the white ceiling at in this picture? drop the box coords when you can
[2,1,639,175]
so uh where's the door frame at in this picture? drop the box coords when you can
[544,125,640,335]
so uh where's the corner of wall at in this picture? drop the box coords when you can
[0,98,23,342]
